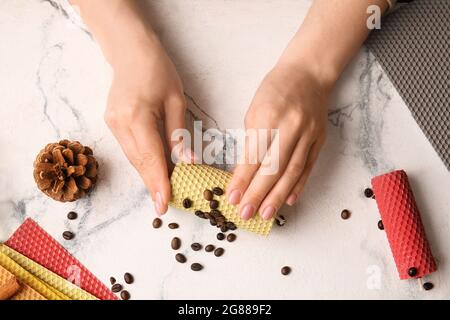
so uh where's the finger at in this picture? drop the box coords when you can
[238,129,297,220]
[130,112,171,216]
[258,136,314,220]
[286,136,325,205]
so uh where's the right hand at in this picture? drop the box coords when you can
[104,36,192,216]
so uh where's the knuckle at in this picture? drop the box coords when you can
[286,161,305,178]
[131,152,158,171]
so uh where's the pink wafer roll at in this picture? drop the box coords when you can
[371,170,437,279]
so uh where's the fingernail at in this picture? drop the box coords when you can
[286,194,297,206]
[262,206,276,220]
[240,204,255,220]
[155,192,164,216]
[228,189,241,205]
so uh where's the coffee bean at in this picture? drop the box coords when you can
[227,233,236,242]
[423,282,434,291]
[204,212,211,220]
[67,211,78,220]
[175,253,187,263]
[214,248,224,257]
[120,290,130,300]
[217,233,225,240]
[220,225,229,233]
[195,210,205,219]
[191,263,203,271]
[124,273,134,284]
[364,188,374,198]
[205,244,215,252]
[182,198,192,208]
[62,231,75,240]
[377,220,384,230]
[209,200,219,209]
[152,218,162,229]
[168,223,179,229]
[110,277,116,285]
[226,222,237,230]
[281,266,291,276]
[191,243,202,251]
[111,283,123,293]
[216,221,225,228]
[171,237,181,250]
[212,187,224,196]
[210,209,222,217]
[203,190,213,201]
[209,218,217,226]
[340,209,351,220]
[407,267,417,277]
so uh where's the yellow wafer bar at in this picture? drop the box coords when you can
[0,250,69,300]
[0,264,46,300]
[0,245,97,300]
[170,163,274,236]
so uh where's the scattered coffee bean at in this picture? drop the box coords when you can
[210,209,222,216]
[111,283,123,293]
[152,218,162,229]
[227,233,236,242]
[209,218,217,226]
[209,200,219,209]
[408,267,417,277]
[340,209,351,220]
[191,243,202,251]
[423,282,434,291]
[62,231,75,240]
[168,223,179,229]
[214,248,224,257]
[175,253,187,263]
[67,211,78,220]
[378,220,384,230]
[120,290,130,300]
[191,263,203,271]
[281,266,291,276]
[182,198,192,208]
[220,225,229,233]
[217,233,225,241]
[110,277,116,285]
[226,222,237,230]
[212,187,224,196]
[171,237,181,250]
[205,244,215,252]
[195,210,205,219]
[124,273,134,284]
[203,212,211,220]
[203,189,213,201]
[364,188,374,198]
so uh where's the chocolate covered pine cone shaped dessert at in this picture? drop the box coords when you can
[33,140,98,202]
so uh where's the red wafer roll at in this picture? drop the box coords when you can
[371,170,437,280]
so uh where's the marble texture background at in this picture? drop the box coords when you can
[0,0,449,299]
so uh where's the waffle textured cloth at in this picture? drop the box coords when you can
[371,170,437,279]
[0,265,46,300]
[367,0,450,170]
[170,163,274,236]
[5,218,116,300]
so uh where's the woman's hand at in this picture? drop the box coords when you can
[227,61,330,220]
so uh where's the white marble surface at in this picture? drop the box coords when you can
[0,0,449,299]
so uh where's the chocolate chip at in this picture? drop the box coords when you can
[209,200,219,209]
[377,220,384,230]
[195,210,206,219]
[364,188,374,198]
[220,225,228,233]
[340,209,351,220]
[171,237,181,250]
[111,283,123,293]
[205,244,215,252]
[212,187,224,196]
[203,190,213,201]
[152,218,162,229]
[191,243,202,251]
[62,231,75,240]
[120,290,130,300]
[226,222,237,230]
[67,211,78,220]
[182,198,192,208]
[110,277,116,285]
[281,266,291,276]
[214,248,224,257]
[124,273,134,284]
[216,233,225,240]
[168,223,179,229]
[226,233,236,242]
[175,253,187,263]
[408,267,418,277]
[191,263,203,271]
[423,282,434,291]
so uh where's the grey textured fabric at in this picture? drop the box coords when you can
[367,0,449,170]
